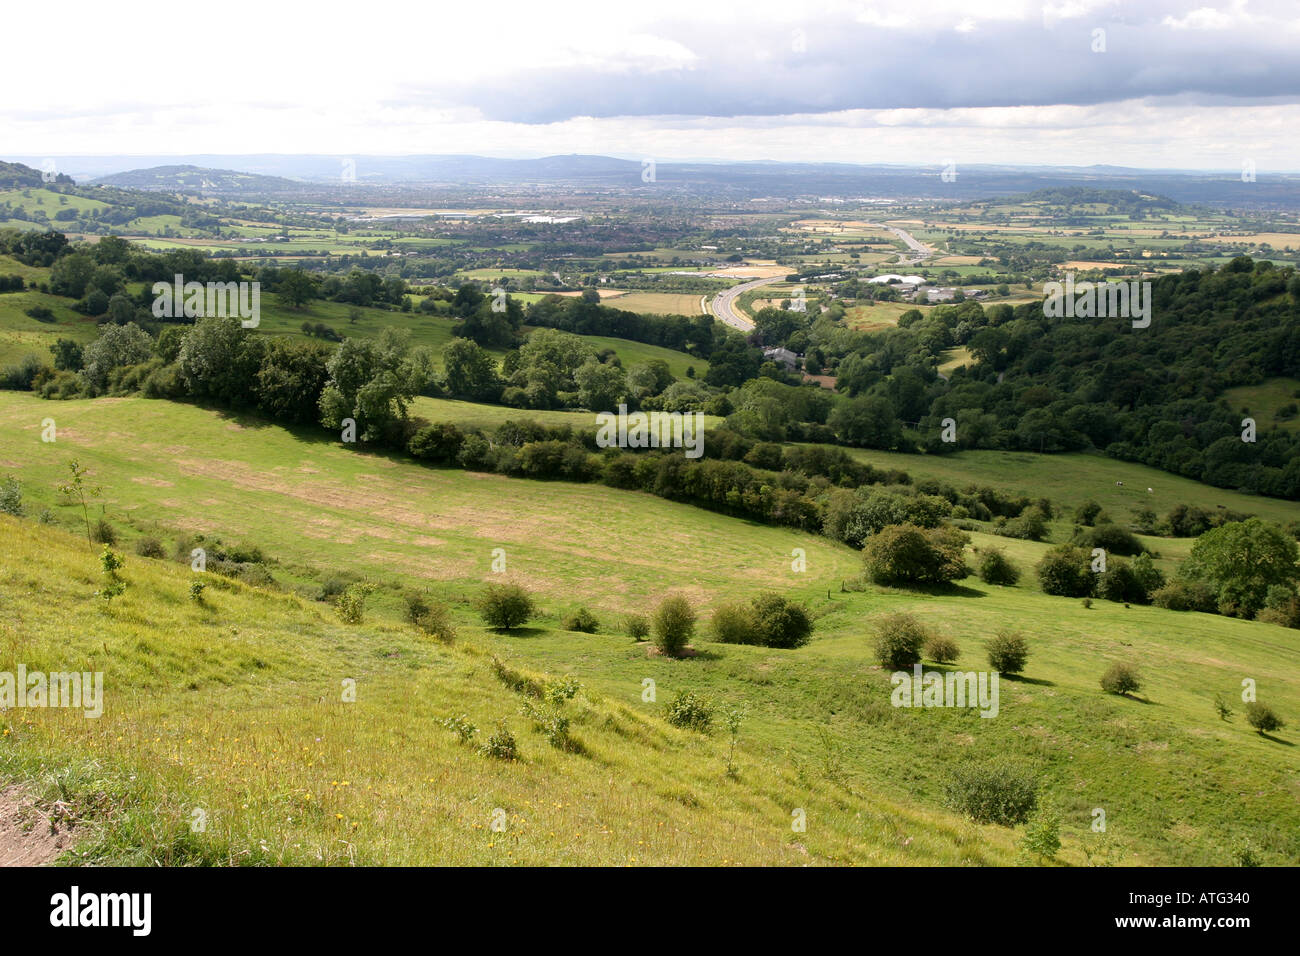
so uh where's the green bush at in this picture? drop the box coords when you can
[711,601,756,644]
[986,629,1029,674]
[1245,703,1284,735]
[561,606,599,633]
[1095,559,1149,604]
[1100,662,1142,696]
[335,582,376,624]
[1036,544,1094,597]
[942,762,1038,826]
[1150,580,1218,613]
[665,691,713,732]
[479,721,518,760]
[924,634,960,664]
[652,595,696,656]
[862,523,968,587]
[977,548,1020,586]
[93,517,117,546]
[625,613,650,641]
[134,535,166,559]
[873,612,929,670]
[0,476,22,517]
[1076,522,1145,556]
[474,583,535,630]
[750,592,814,649]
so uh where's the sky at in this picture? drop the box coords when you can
[3,0,1299,170]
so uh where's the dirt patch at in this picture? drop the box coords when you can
[0,785,75,866]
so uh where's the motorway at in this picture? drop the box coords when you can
[705,224,934,330]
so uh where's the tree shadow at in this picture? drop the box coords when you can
[1257,732,1293,746]
[1001,673,1056,687]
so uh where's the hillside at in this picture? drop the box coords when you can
[1,392,1296,865]
[91,165,306,193]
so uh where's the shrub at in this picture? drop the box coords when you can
[1214,694,1233,721]
[0,476,22,516]
[1075,499,1102,525]
[652,595,696,656]
[986,629,1029,674]
[1245,703,1284,735]
[406,594,455,641]
[977,548,1020,586]
[316,574,356,602]
[873,612,929,670]
[711,601,756,644]
[749,592,814,649]
[1076,522,1145,557]
[1150,581,1217,613]
[996,506,1048,541]
[1036,545,1094,597]
[625,613,650,641]
[561,606,599,633]
[479,721,518,760]
[1100,662,1142,696]
[942,761,1038,826]
[924,634,960,664]
[441,714,478,745]
[134,535,166,559]
[665,691,713,732]
[335,582,376,624]
[188,580,206,603]
[474,583,535,630]
[1095,559,1149,604]
[93,517,117,546]
[862,523,968,587]
[1020,804,1062,861]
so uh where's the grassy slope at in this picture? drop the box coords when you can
[837,445,1300,529]
[1,392,1297,865]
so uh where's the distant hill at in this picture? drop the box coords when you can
[0,160,74,189]
[90,164,306,193]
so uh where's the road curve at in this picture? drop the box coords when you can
[709,275,785,331]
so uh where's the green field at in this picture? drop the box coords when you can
[1,392,1297,866]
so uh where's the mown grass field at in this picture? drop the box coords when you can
[1,392,1297,866]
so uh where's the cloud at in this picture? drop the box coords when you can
[401,1,1300,122]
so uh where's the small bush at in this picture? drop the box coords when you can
[625,613,650,641]
[189,580,206,603]
[711,601,755,643]
[924,634,960,664]
[474,582,535,630]
[862,523,968,587]
[873,612,929,670]
[1020,804,1062,861]
[335,582,376,624]
[665,691,713,732]
[93,517,117,546]
[0,476,23,516]
[413,599,456,642]
[986,630,1029,674]
[1151,580,1218,613]
[1100,662,1143,696]
[977,548,1020,586]
[750,592,814,649]
[1036,545,1094,597]
[561,606,599,633]
[441,714,478,745]
[479,721,518,760]
[1245,703,1284,735]
[942,762,1038,826]
[652,595,696,657]
[134,535,166,559]
[1214,694,1233,721]
[316,574,356,602]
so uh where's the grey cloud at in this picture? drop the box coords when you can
[401,5,1300,122]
